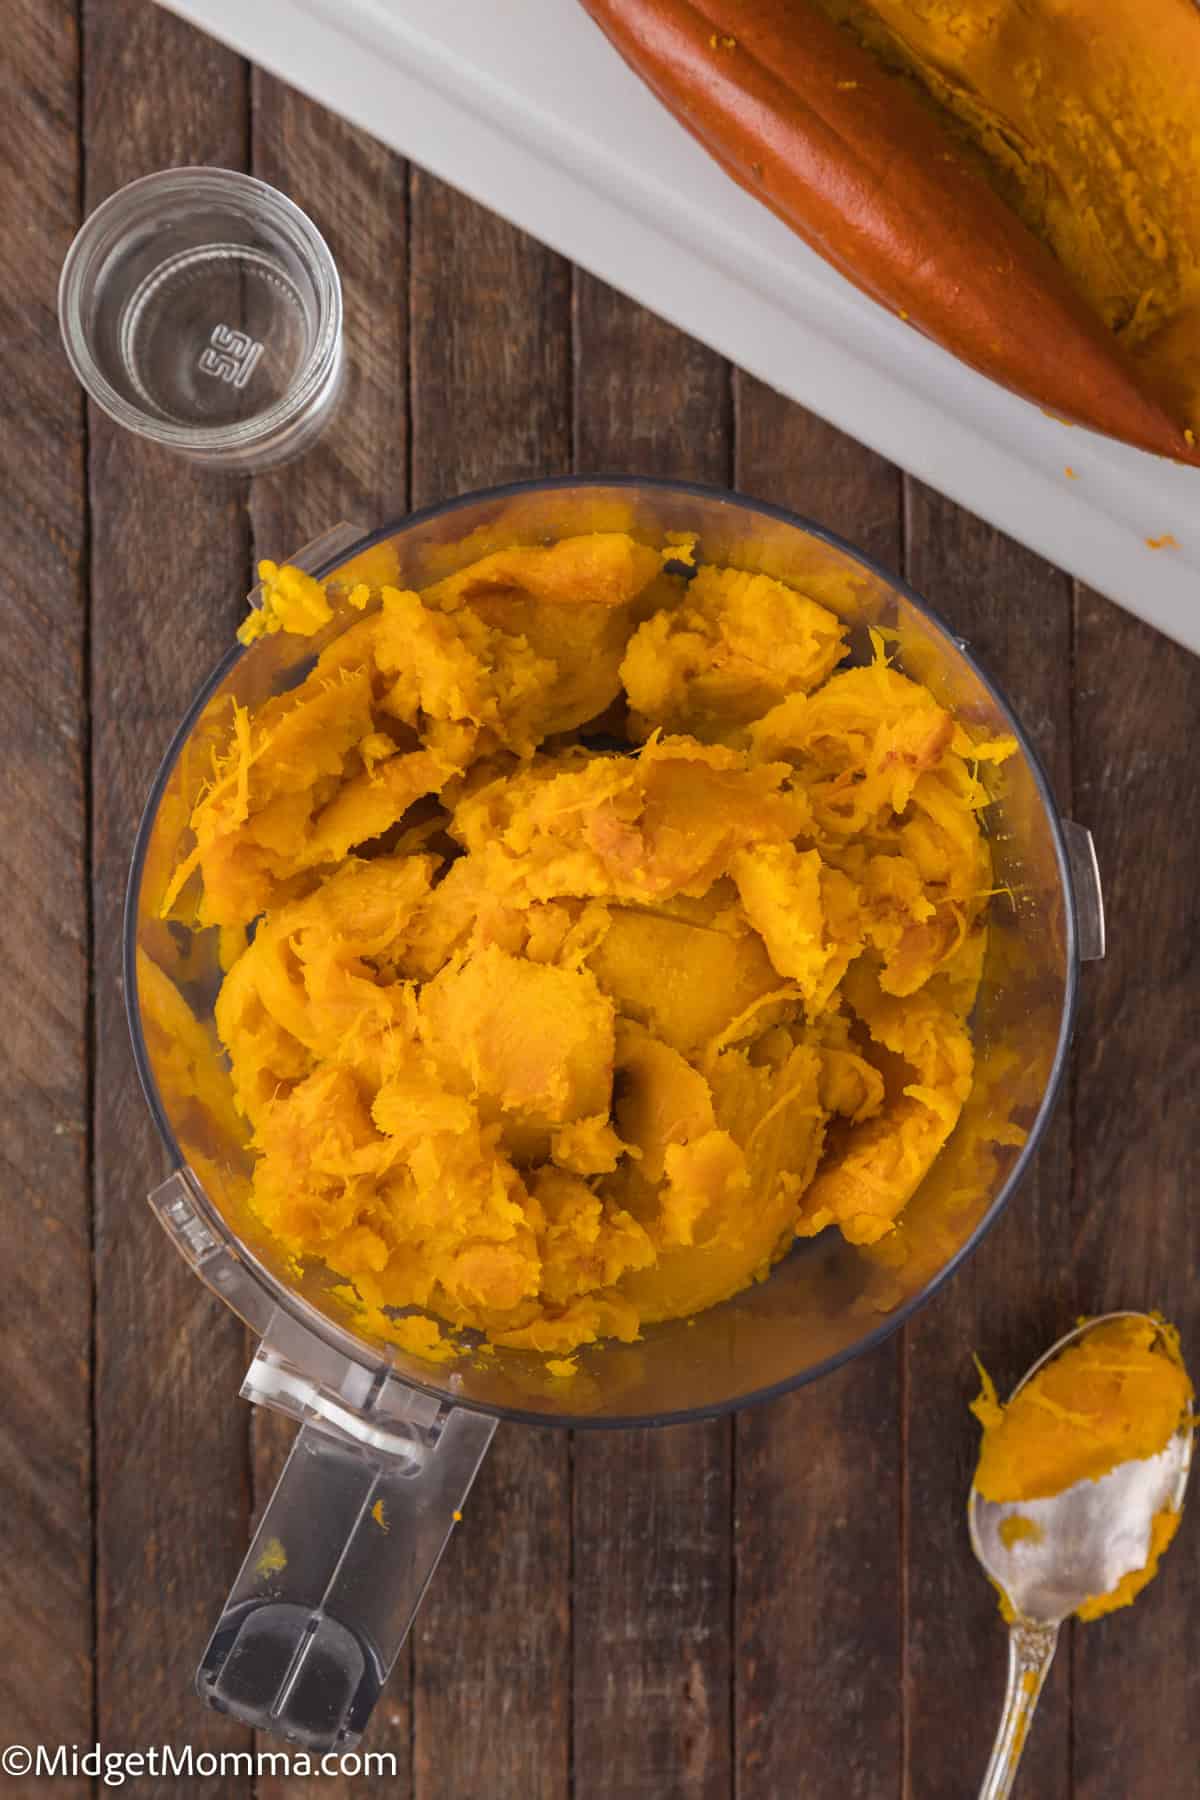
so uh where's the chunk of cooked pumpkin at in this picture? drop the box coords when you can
[621,564,847,740]
[418,944,615,1134]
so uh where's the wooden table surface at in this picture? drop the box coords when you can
[3,3,1199,1795]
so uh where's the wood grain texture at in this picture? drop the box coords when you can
[901,483,1074,1800]
[1069,588,1200,1800]
[409,171,572,502]
[413,1425,571,1800]
[572,273,733,1800]
[247,68,414,1798]
[573,272,731,481]
[734,371,902,575]
[0,1,91,1782]
[573,1421,732,1800]
[249,68,409,556]
[84,4,254,1790]
[408,176,572,1800]
[732,376,904,1800]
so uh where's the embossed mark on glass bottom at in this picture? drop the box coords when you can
[115,242,303,426]
[199,323,266,389]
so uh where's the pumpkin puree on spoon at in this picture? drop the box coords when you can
[972,1315,1195,1619]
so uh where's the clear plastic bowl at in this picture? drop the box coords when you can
[124,478,1099,1748]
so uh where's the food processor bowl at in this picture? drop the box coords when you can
[125,478,1103,1749]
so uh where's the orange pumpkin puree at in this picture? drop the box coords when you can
[166,533,1014,1360]
[973,1315,1193,1620]
[997,1515,1043,1551]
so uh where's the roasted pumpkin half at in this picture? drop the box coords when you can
[581,0,1200,463]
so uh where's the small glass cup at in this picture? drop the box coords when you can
[59,167,343,473]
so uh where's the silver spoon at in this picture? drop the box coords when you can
[969,1310,1193,1800]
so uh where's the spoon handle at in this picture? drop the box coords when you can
[978,1618,1060,1800]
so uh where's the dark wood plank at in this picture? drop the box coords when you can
[573,274,731,481]
[413,1424,571,1800]
[902,484,1074,1800]
[571,273,733,1800]
[734,373,903,576]
[0,1,92,1782]
[732,377,905,1800]
[409,172,571,501]
[249,69,409,557]
[1070,589,1200,1800]
[573,1420,733,1800]
[84,4,255,1788]
[247,67,413,1798]
[408,175,573,1800]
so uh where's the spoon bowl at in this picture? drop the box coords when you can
[969,1310,1193,1625]
[968,1310,1193,1800]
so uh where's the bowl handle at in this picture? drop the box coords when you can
[1061,820,1106,961]
[196,1312,495,1751]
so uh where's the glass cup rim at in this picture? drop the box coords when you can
[58,165,343,454]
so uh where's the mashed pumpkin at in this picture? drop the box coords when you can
[973,1315,1194,1619]
[164,532,1016,1359]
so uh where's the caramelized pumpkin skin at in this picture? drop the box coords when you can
[168,535,1014,1358]
[579,0,1200,460]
